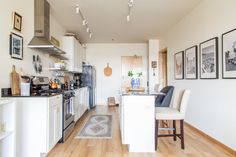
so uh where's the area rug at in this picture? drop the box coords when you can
[75,114,112,139]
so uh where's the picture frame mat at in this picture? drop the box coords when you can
[185,46,197,79]
[200,37,218,79]
[222,29,236,78]
[174,51,184,79]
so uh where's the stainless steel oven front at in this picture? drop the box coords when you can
[61,91,75,142]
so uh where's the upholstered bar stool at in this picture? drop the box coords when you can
[155,89,191,150]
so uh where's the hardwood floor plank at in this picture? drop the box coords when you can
[47,106,234,157]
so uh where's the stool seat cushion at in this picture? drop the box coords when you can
[155,107,184,120]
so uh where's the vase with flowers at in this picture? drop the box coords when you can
[128,70,143,89]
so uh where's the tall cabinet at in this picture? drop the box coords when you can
[62,36,83,73]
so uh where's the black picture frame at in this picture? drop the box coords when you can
[222,29,236,79]
[10,33,23,60]
[199,37,218,79]
[185,45,198,79]
[174,51,184,80]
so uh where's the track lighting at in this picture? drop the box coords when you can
[75,4,93,39]
[82,20,87,25]
[127,15,130,22]
[75,5,80,14]
[127,0,135,22]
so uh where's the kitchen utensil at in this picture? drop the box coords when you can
[33,55,37,72]
[11,65,20,95]
[21,83,30,96]
[50,80,58,89]
[21,76,31,83]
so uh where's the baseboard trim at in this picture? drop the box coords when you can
[185,122,236,156]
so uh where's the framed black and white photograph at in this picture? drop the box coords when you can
[185,45,198,79]
[174,51,184,79]
[10,33,23,60]
[222,29,236,79]
[199,37,218,79]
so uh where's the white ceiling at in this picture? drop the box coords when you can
[48,0,202,43]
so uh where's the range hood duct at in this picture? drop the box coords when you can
[28,0,66,54]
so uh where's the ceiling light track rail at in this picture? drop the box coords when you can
[75,4,92,38]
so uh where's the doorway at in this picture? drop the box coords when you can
[159,48,168,89]
[121,56,143,91]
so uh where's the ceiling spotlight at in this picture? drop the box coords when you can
[82,20,88,26]
[127,15,130,22]
[75,5,80,14]
[126,0,135,22]
[86,27,90,32]
[89,33,92,38]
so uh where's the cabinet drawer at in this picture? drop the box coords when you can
[49,95,62,106]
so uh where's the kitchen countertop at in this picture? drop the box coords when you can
[122,91,158,96]
[1,93,62,97]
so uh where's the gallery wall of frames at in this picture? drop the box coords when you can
[174,28,236,80]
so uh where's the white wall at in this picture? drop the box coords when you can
[86,43,148,105]
[148,40,159,93]
[0,0,66,94]
[160,0,236,150]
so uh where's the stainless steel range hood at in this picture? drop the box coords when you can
[28,0,66,55]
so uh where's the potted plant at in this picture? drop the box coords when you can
[128,70,143,89]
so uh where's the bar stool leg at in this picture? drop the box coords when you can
[180,120,185,149]
[173,120,176,141]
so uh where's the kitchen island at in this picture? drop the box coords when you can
[120,92,156,152]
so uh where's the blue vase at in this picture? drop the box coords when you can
[131,78,140,89]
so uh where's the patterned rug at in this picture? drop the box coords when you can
[75,115,112,139]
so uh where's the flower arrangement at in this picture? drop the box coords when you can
[128,70,143,77]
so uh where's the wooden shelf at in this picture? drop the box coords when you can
[50,54,68,60]
[0,131,13,141]
[48,68,68,71]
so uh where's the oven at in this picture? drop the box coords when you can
[61,90,75,142]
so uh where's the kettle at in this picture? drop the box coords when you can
[50,80,57,89]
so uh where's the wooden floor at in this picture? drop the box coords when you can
[47,106,234,157]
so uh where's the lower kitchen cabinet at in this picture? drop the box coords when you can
[73,87,89,122]
[49,95,62,151]
[0,100,16,157]
[5,95,63,157]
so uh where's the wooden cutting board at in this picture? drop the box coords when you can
[104,63,112,77]
[11,65,20,95]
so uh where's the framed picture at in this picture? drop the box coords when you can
[185,45,198,79]
[199,37,218,79]
[174,51,184,79]
[10,33,23,60]
[222,29,236,79]
[13,12,22,32]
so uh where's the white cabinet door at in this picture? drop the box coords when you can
[73,90,80,122]
[78,87,89,119]
[62,36,81,72]
[54,102,62,143]
[77,43,83,72]
[49,95,62,150]
[49,105,55,150]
